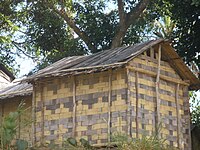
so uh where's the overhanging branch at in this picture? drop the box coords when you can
[46,2,96,51]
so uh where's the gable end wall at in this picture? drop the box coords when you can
[127,52,191,150]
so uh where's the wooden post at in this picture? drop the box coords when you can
[155,45,161,136]
[40,83,44,144]
[135,71,139,138]
[175,83,181,148]
[72,76,77,137]
[108,69,112,142]
[126,68,131,137]
[32,83,36,145]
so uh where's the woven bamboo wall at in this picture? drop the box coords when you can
[0,97,32,143]
[34,68,128,146]
[127,51,190,149]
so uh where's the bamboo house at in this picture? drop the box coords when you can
[25,39,200,149]
[0,79,33,143]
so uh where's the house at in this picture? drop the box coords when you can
[25,39,200,149]
[0,64,15,89]
[0,78,33,143]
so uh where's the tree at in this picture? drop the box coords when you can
[166,0,200,72]
[153,16,176,40]
[1,0,162,72]
[44,0,153,51]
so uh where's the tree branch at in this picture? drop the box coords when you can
[111,0,150,48]
[118,0,126,26]
[12,41,38,60]
[46,2,96,51]
[126,0,150,27]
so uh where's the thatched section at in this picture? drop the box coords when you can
[26,39,199,149]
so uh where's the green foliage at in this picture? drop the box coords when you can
[112,132,178,150]
[190,91,200,127]
[192,0,200,6]
[153,16,176,40]
[61,137,95,150]
[166,0,200,72]
[16,139,28,150]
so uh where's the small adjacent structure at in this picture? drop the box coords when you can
[25,39,200,149]
[0,79,33,143]
[0,64,15,89]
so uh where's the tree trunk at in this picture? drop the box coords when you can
[111,0,150,48]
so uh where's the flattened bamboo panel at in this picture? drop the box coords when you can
[0,97,32,144]
[35,68,128,146]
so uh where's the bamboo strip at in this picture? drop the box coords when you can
[150,47,154,58]
[18,101,21,139]
[108,69,112,142]
[155,45,161,136]
[135,71,139,138]
[126,68,131,137]
[127,66,189,86]
[185,86,192,149]
[175,83,181,148]
[72,76,77,137]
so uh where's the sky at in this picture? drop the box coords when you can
[16,55,36,77]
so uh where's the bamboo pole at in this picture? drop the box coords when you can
[40,83,44,144]
[175,83,181,148]
[32,83,36,145]
[108,69,112,142]
[135,71,139,138]
[72,76,77,137]
[155,45,161,136]
[126,68,131,137]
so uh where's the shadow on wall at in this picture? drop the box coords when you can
[191,125,200,150]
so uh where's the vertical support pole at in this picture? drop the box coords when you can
[175,83,181,148]
[155,45,161,136]
[108,69,112,143]
[32,83,36,145]
[18,100,21,139]
[40,83,44,144]
[135,71,139,138]
[0,100,3,124]
[72,76,77,137]
[183,86,191,150]
[126,68,131,137]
